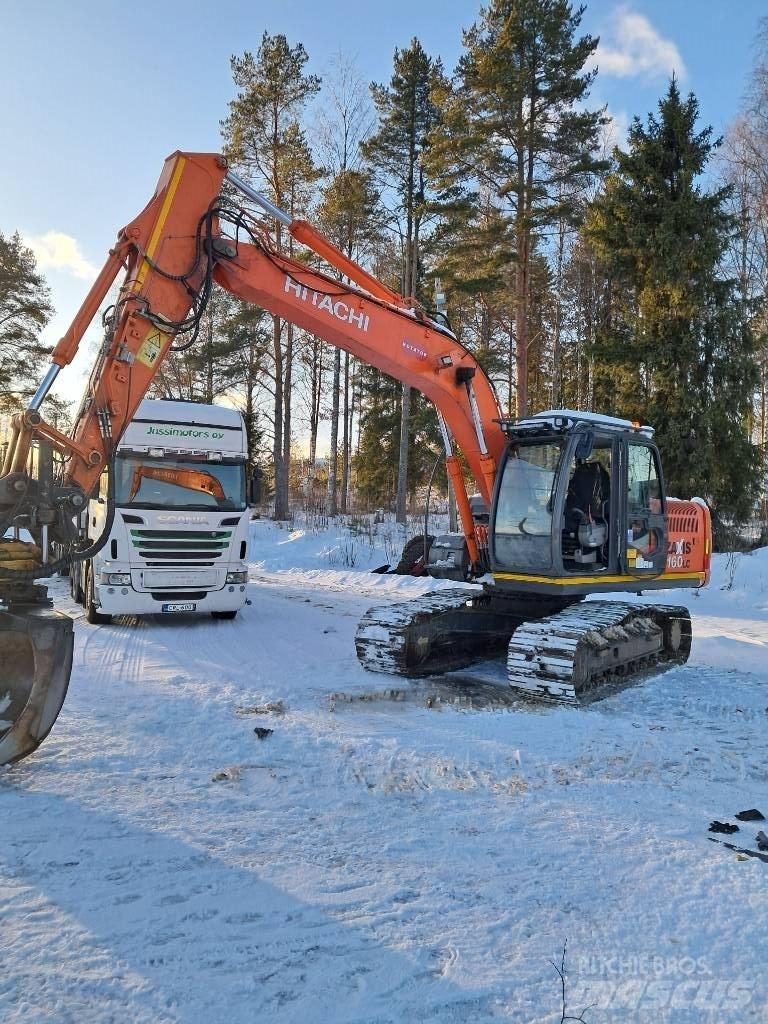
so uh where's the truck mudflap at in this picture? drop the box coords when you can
[0,608,74,766]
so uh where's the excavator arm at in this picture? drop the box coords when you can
[0,150,505,765]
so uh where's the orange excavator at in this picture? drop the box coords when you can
[0,152,712,765]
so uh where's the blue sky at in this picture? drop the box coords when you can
[2,0,765,404]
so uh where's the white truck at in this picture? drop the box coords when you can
[70,399,253,623]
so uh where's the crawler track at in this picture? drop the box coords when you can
[355,593,692,704]
[355,589,482,676]
[506,601,692,703]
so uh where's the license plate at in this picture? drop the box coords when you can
[145,571,215,588]
[161,602,197,613]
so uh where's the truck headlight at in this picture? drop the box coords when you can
[101,572,132,586]
[226,570,248,584]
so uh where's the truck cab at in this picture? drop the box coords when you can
[71,399,251,622]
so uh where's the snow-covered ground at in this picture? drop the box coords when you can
[2,520,767,1023]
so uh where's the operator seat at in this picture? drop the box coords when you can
[564,460,610,564]
[566,460,610,524]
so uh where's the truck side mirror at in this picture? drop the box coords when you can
[248,469,263,506]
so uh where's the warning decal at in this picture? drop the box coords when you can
[136,330,167,368]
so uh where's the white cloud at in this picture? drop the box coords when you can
[23,231,98,281]
[602,106,630,151]
[595,8,686,82]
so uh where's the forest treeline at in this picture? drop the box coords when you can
[3,1,767,532]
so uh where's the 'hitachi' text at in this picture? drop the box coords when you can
[284,276,370,332]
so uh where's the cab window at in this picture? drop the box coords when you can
[627,444,662,516]
[493,441,561,571]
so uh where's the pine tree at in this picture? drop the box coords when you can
[0,230,53,411]
[153,288,248,404]
[318,168,383,513]
[584,79,761,529]
[222,33,321,519]
[429,0,606,417]
[314,53,375,513]
[427,187,516,410]
[363,39,446,523]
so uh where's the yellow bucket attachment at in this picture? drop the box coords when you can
[0,608,74,766]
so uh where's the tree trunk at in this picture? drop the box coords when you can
[272,313,288,520]
[282,321,294,504]
[308,338,322,467]
[308,351,318,468]
[244,372,255,471]
[395,383,411,524]
[514,238,528,419]
[205,306,214,405]
[396,224,417,524]
[328,347,341,515]
[341,351,350,513]
[551,217,566,408]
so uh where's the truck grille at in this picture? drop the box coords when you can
[130,529,232,567]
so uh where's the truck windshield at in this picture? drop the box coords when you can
[114,455,247,511]
[493,441,562,572]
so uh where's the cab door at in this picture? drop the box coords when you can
[622,440,668,577]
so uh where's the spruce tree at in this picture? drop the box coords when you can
[153,289,248,404]
[354,362,401,508]
[585,80,761,528]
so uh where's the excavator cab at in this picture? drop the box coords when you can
[490,411,670,595]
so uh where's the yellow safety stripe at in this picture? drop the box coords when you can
[133,156,187,293]
[492,571,706,585]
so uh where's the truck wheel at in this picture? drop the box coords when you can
[85,567,112,625]
[70,564,84,604]
[58,557,70,578]
[211,610,238,620]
